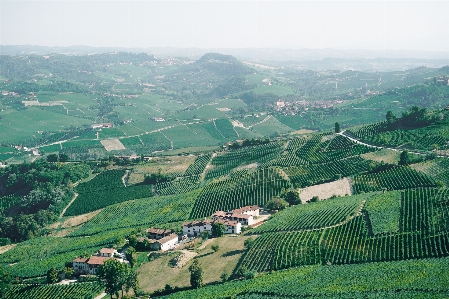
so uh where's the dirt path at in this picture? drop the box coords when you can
[339,131,448,158]
[122,170,129,187]
[213,120,226,139]
[247,115,271,129]
[93,292,107,299]
[160,131,174,150]
[200,153,215,182]
[59,193,78,218]
[0,244,17,254]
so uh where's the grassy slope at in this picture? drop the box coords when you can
[137,235,256,293]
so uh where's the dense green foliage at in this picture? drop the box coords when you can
[364,191,401,234]
[4,282,103,299]
[162,258,449,299]
[65,169,153,215]
[352,166,436,193]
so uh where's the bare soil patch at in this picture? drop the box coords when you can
[361,149,399,165]
[290,129,316,135]
[299,178,352,203]
[0,244,16,254]
[101,139,126,151]
[61,209,102,228]
[128,155,196,185]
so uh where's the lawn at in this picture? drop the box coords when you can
[137,234,257,293]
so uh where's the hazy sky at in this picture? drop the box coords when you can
[1,1,448,51]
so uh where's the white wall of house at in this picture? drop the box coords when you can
[160,237,178,251]
[225,223,241,234]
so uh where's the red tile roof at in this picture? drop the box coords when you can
[147,227,172,235]
[73,257,89,263]
[156,233,178,244]
[87,256,111,265]
[100,248,116,254]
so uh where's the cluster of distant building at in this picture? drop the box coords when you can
[183,205,260,236]
[272,99,345,115]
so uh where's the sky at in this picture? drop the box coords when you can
[1,1,449,52]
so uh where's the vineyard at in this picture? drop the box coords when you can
[204,143,283,181]
[347,117,449,151]
[238,231,322,272]
[352,166,436,194]
[0,228,130,277]
[155,176,202,196]
[163,258,449,299]
[191,168,290,218]
[411,158,449,187]
[64,169,154,215]
[250,193,368,234]
[284,156,374,188]
[294,134,378,164]
[69,190,199,237]
[65,184,154,216]
[242,188,449,272]
[364,191,401,234]
[183,154,212,176]
[4,282,103,299]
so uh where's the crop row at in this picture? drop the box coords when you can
[238,231,321,273]
[321,215,449,265]
[285,156,373,188]
[75,169,126,193]
[65,184,154,216]
[191,168,290,218]
[156,175,202,196]
[401,188,449,234]
[163,258,449,299]
[250,193,368,234]
[69,190,199,237]
[183,154,212,176]
[206,142,281,180]
[352,166,436,194]
[4,282,103,299]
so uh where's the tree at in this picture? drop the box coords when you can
[128,235,138,247]
[62,267,74,279]
[399,150,410,165]
[46,267,59,284]
[123,268,138,297]
[220,271,228,283]
[125,247,136,267]
[97,258,128,299]
[310,196,319,203]
[386,111,396,125]
[334,122,340,133]
[211,222,225,238]
[244,238,255,250]
[211,244,219,252]
[188,259,203,289]
[265,197,288,211]
[281,189,301,205]
[46,154,59,163]
[58,154,69,162]
[0,265,12,298]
